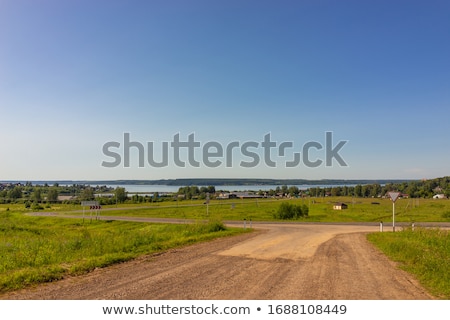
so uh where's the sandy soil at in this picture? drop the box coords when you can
[1,223,434,300]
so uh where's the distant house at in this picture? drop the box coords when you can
[333,203,348,210]
[216,192,238,200]
[433,194,447,199]
[383,192,409,199]
[235,192,263,199]
[217,192,263,199]
[57,195,77,201]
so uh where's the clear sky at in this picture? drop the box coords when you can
[1,0,449,181]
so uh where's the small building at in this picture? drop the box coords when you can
[333,202,348,210]
[216,192,238,199]
[57,195,77,201]
[234,192,263,199]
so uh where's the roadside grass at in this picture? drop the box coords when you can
[0,212,247,293]
[367,228,450,299]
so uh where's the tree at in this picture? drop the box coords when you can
[8,186,22,200]
[342,186,349,196]
[114,187,127,203]
[32,188,42,203]
[47,188,59,202]
[79,187,95,201]
[288,186,299,197]
[354,185,362,197]
[331,187,341,197]
[190,186,200,196]
[370,184,381,198]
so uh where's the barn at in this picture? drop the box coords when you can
[333,202,348,210]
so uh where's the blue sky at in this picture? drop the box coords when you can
[1,0,449,181]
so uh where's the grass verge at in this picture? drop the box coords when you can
[0,213,248,293]
[367,228,450,299]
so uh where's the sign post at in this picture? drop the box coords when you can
[205,193,210,217]
[81,201,100,223]
[388,192,401,232]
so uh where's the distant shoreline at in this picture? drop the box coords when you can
[1,178,416,186]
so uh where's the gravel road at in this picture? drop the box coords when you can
[1,221,435,300]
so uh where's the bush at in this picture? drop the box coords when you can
[274,202,309,220]
[31,203,44,211]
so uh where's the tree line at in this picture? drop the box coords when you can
[177,186,216,200]
[257,176,450,199]
[1,176,449,206]
[305,177,450,198]
[0,183,114,204]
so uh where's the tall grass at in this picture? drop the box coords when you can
[43,197,450,223]
[367,228,450,299]
[0,213,243,293]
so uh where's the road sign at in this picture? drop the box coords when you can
[81,201,99,206]
[388,192,401,232]
[388,192,401,203]
[81,201,100,223]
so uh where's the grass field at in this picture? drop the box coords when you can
[6,196,447,223]
[0,212,248,293]
[368,228,450,299]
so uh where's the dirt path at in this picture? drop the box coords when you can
[1,223,434,300]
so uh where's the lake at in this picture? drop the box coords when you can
[101,184,356,193]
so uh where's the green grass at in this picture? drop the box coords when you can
[22,196,450,223]
[367,228,450,299]
[3,196,450,223]
[0,212,247,293]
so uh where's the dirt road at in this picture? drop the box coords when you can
[1,223,434,300]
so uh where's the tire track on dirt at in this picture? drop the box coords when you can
[1,225,435,300]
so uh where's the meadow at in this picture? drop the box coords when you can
[15,196,448,223]
[0,211,246,293]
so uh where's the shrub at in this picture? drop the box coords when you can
[274,202,309,220]
[31,203,44,211]
[205,220,227,232]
